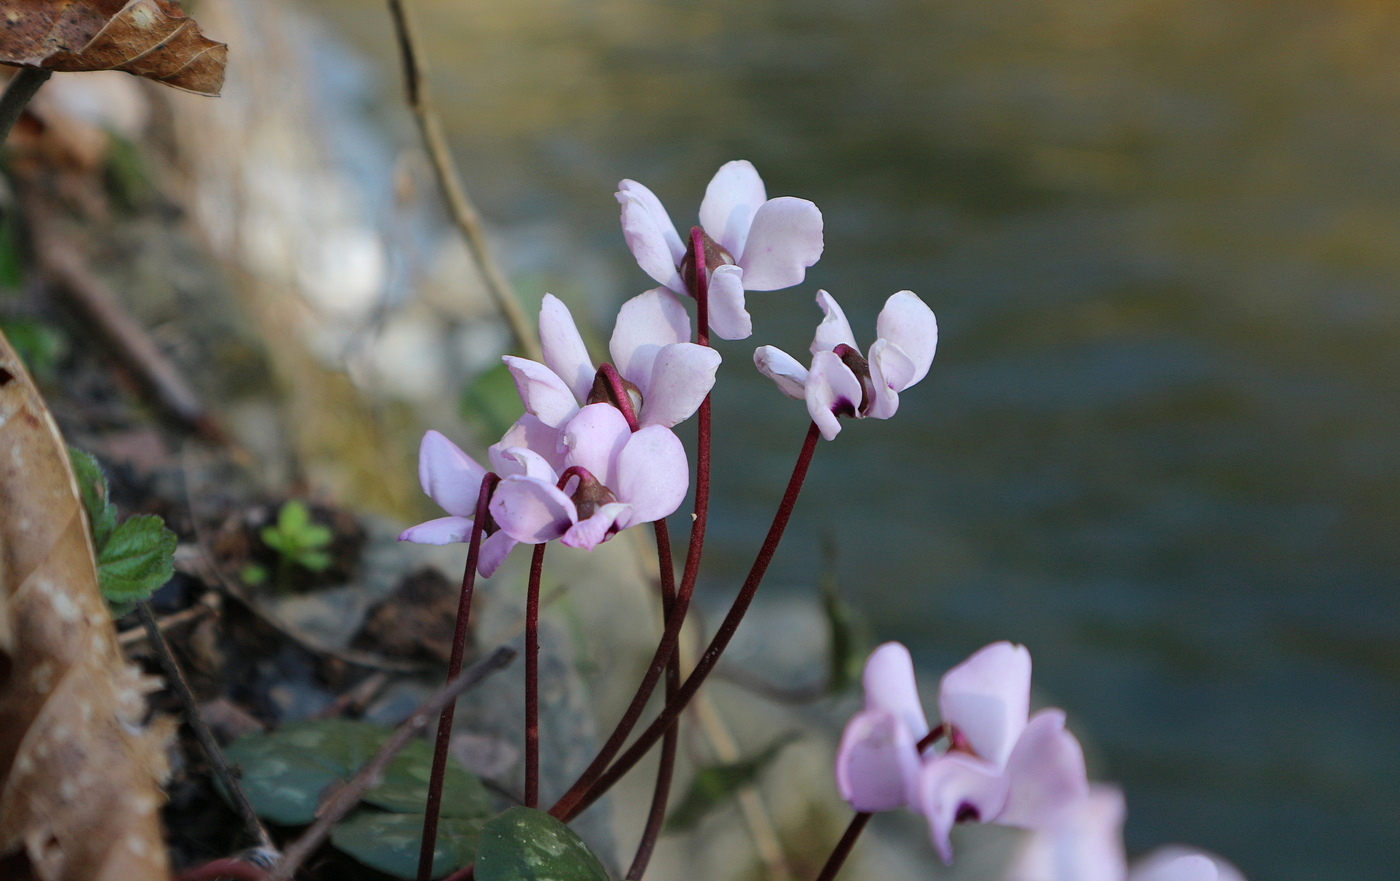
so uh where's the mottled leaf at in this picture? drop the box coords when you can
[332,810,482,880]
[475,807,609,881]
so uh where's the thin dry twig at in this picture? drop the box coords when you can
[267,646,517,881]
[136,602,276,853]
[384,0,540,361]
[118,590,221,646]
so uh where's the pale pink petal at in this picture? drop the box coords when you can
[398,515,475,545]
[490,446,559,482]
[875,291,938,388]
[614,425,689,525]
[919,754,1010,865]
[638,343,721,428]
[698,160,767,256]
[737,197,824,290]
[862,642,930,742]
[834,709,921,813]
[753,345,809,400]
[489,476,576,544]
[492,415,565,473]
[617,180,686,291]
[1130,847,1245,881]
[503,356,581,429]
[864,338,912,420]
[1004,786,1128,881]
[561,502,631,550]
[540,294,595,403]
[938,642,1032,769]
[707,264,752,340]
[999,710,1090,829]
[609,287,692,393]
[477,531,519,578]
[418,430,487,517]
[561,403,631,489]
[810,290,858,355]
[805,350,863,440]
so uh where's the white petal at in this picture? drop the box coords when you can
[615,425,689,524]
[707,264,752,340]
[398,515,475,545]
[1005,786,1128,881]
[834,709,922,813]
[492,414,566,473]
[1130,847,1245,881]
[811,290,858,355]
[698,159,767,257]
[862,642,930,742]
[617,180,686,291]
[938,641,1032,769]
[561,403,631,489]
[736,197,824,290]
[610,287,691,394]
[875,291,937,388]
[805,350,863,440]
[561,502,631,550]
[490,446,559,482]
[488,476,576,544]
[753,345,809,400]
[864,338,913,420]
[418,430,486,517]
[638,343,721,428]
[999,709,1090,829]
[919,754,1010,865]
[539,294,595,403]
[503,356,581,429]
[477,531,518,578]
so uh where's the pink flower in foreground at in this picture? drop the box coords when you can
[487,403,688,551]
[1004,786,1247,881]
[617,160,824,340]
[835,642,931,812]
[504,290,720,430]
[755,289,938,440]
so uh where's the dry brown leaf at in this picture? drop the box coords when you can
[1,0,227,96]
[0,330,173,881]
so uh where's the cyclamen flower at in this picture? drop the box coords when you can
[504,290,720,430]
[488,403,688,551]
[835,642,930,812]
[1005,787,1247,881]
[755,290,937,440]
[617,160,824,340]
[397,429,560,577]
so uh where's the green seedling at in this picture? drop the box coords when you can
[70,448,177,616]
[260,499,334,587]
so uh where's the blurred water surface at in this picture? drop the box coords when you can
[299,1,1399,878]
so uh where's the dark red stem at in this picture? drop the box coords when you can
[559,421,822,822]
[689,226,710,346]
[525,542,547,808]
[417,473,499,881]
[597,361,641,431]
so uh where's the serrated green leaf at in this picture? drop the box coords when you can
[278,498,310,533]
[224,719,492,828]
[664,734,799,833]
[475,807,609,881]
[332,810,482,880]
[97,514,176,603]
[68,447,117,549]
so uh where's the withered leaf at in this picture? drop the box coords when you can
[2,0,227,96]
[0,330,173,881]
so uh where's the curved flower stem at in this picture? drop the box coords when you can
[597,362,641,431]
[548,239,718,824]
[525,542,547,808]
[690,226,711,346]
[417,473,500,881]
[624,521,681,880]
[559,421,822,822]
[812,724,948,881]
[0,68,50,145]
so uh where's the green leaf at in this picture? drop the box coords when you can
[332,810,482,880]
[475,807,609,881]
[97,514,176,603]
[0,319,65,379]
[821,576,868,696]
[68,447,117,549]
[664,734,799,833]
[223,719,492,828]
[295,549,333,572]
[279,498,311,533]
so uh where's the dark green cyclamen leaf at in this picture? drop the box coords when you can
[68,447,117,548]
[664,734,799,833]
[96,514,176,603]
[222,727,351,825]
[368,736,492,819]
[475,807,609,881]
[331,810,483,880]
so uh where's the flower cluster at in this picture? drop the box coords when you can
[836,642,1244,881]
